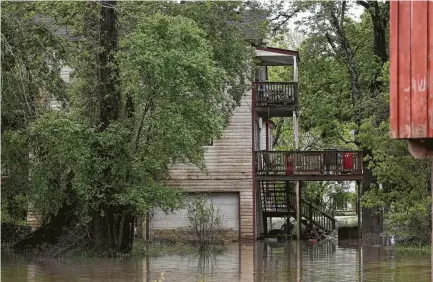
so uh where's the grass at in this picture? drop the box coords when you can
[394,245,431,255]
[131,239,226,257]
[5,239,227,261]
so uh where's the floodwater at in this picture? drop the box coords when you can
[1,240,431,281]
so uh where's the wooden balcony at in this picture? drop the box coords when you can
[253,82,298,117]
[255,150,363,181]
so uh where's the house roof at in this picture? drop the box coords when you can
[255,46,300,66]
[240,8,268,42]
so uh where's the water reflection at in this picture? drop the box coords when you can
[1,241,431,282]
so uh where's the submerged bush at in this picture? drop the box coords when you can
[186,195,225,248]
[386,202,431,246]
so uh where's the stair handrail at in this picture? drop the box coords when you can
[301,198,336,231]
[301,198,335,220]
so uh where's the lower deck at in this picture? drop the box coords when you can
[255,150,363,181]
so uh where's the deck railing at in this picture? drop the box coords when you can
[255,150,363,176]
[254,82,298,106]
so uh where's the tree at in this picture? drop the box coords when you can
[268,1,431,243]
[3,1,260,253]
[1,2,67,226]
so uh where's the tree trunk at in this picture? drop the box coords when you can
[361,157,383,243]
[326,2,384,240]
[97,0,120,130]
[89,1,134,253]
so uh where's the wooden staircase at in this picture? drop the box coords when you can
[299,198,336,239]
[259,181,336,240]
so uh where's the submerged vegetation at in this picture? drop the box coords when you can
[186,195,227,248]
[132,240,226,258]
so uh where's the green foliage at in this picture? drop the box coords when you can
[271,1,430,243]
[118,13,228,167]
[1,2,258,248]
[386,201,431,246]
[303,181,355,212]
[1,2,67,224]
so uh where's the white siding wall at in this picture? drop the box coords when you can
[151,193,239,231]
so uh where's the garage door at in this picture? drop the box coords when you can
[151,193,239,232]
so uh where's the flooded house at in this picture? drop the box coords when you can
[21,10,364,242]
[150,44,364,241]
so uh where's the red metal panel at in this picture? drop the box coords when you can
[343,152,353,170]
[397,1,412,138]
[390,1,399,138]
[285,154,294,175]
[428,1,433,137]
[411,1,428,137]
[391,1,433,139]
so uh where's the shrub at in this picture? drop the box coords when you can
[186,195,225,248]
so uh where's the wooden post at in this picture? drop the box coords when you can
[357,180,362,239]
[293,112,299,150]
[296,240,301,280]
[431,161,433,272]
[145,212,150,241]
[296,181,301,241]
[293,110,301,241]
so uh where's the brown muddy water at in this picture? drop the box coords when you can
[1,240,431,281]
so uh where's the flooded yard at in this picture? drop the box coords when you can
[1,241,430,281]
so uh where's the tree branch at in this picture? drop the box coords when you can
[325,32,339,56]
[356,1,370,10]
[272,118,285,147]
[270,9,301,34]
[340,1,346,30]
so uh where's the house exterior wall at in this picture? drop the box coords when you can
[166,89,254,240]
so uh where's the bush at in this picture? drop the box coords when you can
[1,222,31,246]
[386,203,431,246]
[186,195,225,248]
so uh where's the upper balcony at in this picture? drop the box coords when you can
[254,82,298,117]
[255,150,363,181]
[254,47,299,118]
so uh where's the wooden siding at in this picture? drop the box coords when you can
[167,90,254,240]
[390,1,433,139]
[26,211,42,231]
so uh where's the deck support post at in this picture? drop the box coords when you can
[293,109,301,240]
[296,181,301,240]
[357,180,362,239]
